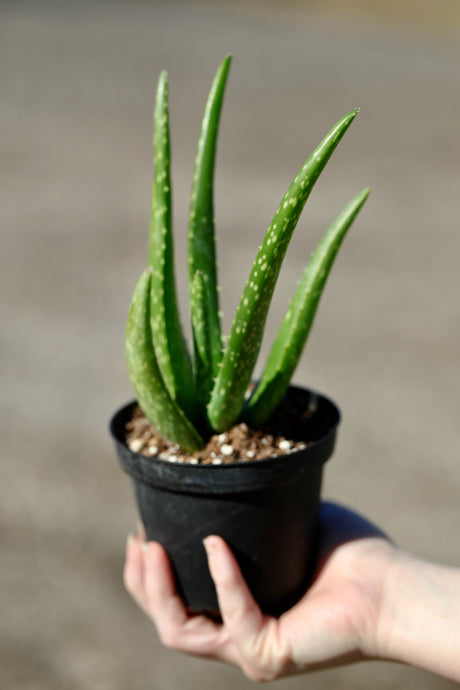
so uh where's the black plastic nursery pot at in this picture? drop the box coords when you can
[110,385,340,617]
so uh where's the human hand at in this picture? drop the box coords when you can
[123,502,396,681]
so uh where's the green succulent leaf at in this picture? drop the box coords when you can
[125,270,204,453]
[245,187,370,427]
[190,270,214,413]
[207,108,359,432]
[188,55,231,403]
[149,71,195,419]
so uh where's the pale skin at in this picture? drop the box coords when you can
[124,503,460,683]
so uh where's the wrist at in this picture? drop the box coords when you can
[376,549,460,681]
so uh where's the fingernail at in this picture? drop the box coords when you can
[140,541,149,554]
[203,535,218,554]
[127,532,135,548]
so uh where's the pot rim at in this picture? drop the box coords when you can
[110,385,341,494]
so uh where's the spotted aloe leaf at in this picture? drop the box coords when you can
[149,71,195,420]
[188,55,231,409]
[190,270,214,420]
[207,109,359,432]
[125,270,203,453]
[245,187,370,427]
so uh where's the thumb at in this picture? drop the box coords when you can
[203,536,289,682]
[203,536,264,639]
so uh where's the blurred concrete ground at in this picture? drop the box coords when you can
[1,1,459,688]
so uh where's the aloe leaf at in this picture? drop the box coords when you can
[207,109,359,432]
[126,270,204,453]
[188,55,231,400]
[190,270,214,412]
[149,71,195,419]
[246,187,370,427]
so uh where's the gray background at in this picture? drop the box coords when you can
[1,1,459,688]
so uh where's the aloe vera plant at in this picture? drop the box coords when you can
[126,55,369,453]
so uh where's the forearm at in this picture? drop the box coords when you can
[378,549,460,681]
